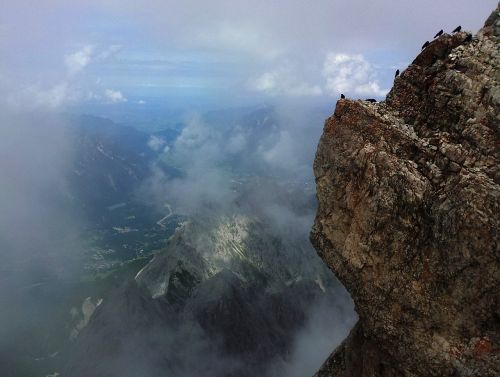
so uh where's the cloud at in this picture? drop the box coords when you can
[259,129,295,166]
[64,44,121,76]
[148,114,236,214]
[0,108,84,286]
[3,44,125,110]
[0,0,494,109]
[147,135,166,151]
[12,82,70,109]
[251,52,391,98]
[226,131,246,154]
[270,296,357,377]
[322,52,388,97]
[138,112,257,215]
[287,83,323,97]
[194,22,283,61]
[251,66,323,97]
[64,45,95,76]
[253,72,276,92]
[94,44,122,61]
[175,114,210,148]
[104,88,127,103]
[138,104,327,218]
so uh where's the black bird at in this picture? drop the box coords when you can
[395,69,400,78]
[340,93,345,99]
[434,29,443,38]
[463,34,473,43]
[452,26,462,33]
[421,41,430,49]
[366,98,377,103]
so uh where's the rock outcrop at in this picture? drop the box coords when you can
[311,5,499,377]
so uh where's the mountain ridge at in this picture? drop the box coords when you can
[64,212,354,377]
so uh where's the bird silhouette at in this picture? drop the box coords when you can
[434,29,443,38]
[340,93,345,99]
[452,26,462,33]
[395,69,400,78]
[421,41,430,49]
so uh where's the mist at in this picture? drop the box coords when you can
[138,103,326,215]
[133,102,358,377]
[267,296,357,377]
[0,109,87,375]
[0,101,356,377]
[0,109,87,283]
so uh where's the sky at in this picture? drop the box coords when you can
[0,0,496,114]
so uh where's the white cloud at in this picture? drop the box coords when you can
[355,82,387,96]
[64,45,121,77]
[147,135,166,151]
[251,66,322,97]
[226,131,246,154]
[94,44,122,61]
[104,89,127,103]
[175,115,210,148]
[1,0,492,109]
[31,82,69,108]
[4,44,126,110]
[254,72,276,92]
[195,23,282,61]
[287,83,323,97]
[260,130,295,166]
[7,82,80,110]
[64,45,94,76]
[137,99,146,104]
[322,52,388,97]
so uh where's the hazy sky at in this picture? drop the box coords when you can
[0,0,496,111]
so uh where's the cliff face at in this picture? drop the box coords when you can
[311,5,499,377]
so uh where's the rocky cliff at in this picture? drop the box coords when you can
[311,5,499,377]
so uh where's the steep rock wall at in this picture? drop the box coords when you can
[311,5,499,377]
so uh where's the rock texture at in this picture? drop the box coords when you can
[311,5,499,377]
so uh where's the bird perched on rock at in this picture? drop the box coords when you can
[395,69,400,78]
[340,93,345,99]
[422,41,430,49]
[365,98,377,103]
[464,34,473,43]
[434,29,443,38]
[452,26,462,33]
